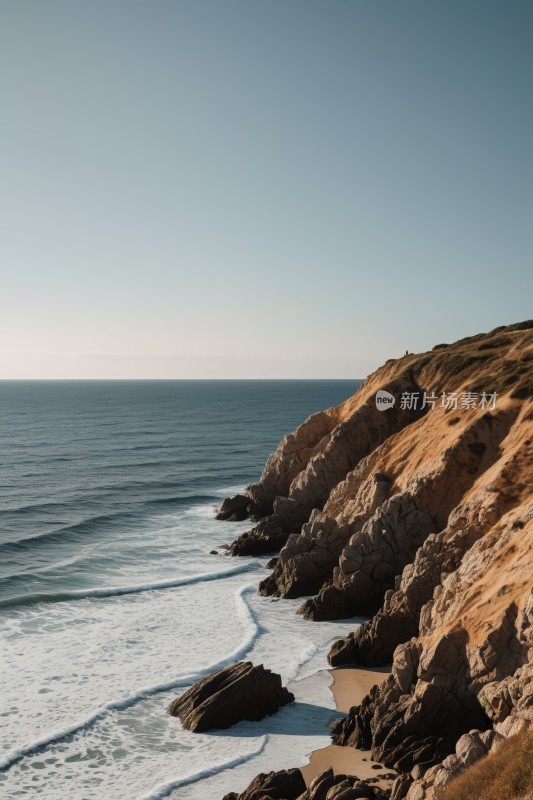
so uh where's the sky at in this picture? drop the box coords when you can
[0,0,531,379]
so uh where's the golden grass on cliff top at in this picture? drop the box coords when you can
[441,728,533,800]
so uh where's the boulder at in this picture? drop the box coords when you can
[229,518,289,556]
[390,774,413,800]
[167,661,294,732]
[216,494,252,521]
[301,769,390,800]
[222,768,306,800]
[222,767,389,800]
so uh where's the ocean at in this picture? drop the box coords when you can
[0,379,362,800]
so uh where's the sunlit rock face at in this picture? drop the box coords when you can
[218,321,533,796]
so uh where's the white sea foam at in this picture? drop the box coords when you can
[161,670,342,800]
[140,736,268,800]
[0,561,259,609]
[0,382,360,800]
[0,587,356,800]
[0,584,263,773]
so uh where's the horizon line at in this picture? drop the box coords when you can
[0,376,365,382]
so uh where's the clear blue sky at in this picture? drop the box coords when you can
[1,0,531,378]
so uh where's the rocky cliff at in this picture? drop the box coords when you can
[219,321,532,799]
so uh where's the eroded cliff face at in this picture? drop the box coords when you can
[328,399,529,661]
[228,369,428,555]
[218,321,533,799]
[332,503,532,743]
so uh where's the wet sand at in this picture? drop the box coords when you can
[300,666,395,787]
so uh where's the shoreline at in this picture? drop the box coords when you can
[300,665,395,789]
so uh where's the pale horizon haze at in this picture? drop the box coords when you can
[1,0,532,379]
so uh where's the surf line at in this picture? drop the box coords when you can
[0,561,259,609]
[0,584,263,772]
[141,735,269,799]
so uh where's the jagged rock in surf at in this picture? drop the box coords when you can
[216,494,254,521]
[166,661,294,732]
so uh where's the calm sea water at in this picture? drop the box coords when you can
[0,380,361,800]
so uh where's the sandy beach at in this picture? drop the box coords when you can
[301,666,395,787]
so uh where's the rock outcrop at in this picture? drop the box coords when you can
[391,725,533,800]
[217,321,533,796]
[393,727,502,799]
[216,494,255,521]
[228,516,289,556]
[301,769,390,800]
[166,661,294,732]
[222,768,306,800]
[223,768,390,800]
[331,505,533,773]
[227,372,427,556]
[328,401,528,662]
[223,323,531,603]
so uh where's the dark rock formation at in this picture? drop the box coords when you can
[298,493,437,619]
[223,768,390,800]
[301,769,390,800]
[216,494,254,521]
[327,520,483,667]
[229,517,289,556]
[166,661,294,732]
[222,768,306,800]
[389,774,413,800]
[331,624,497,771]
[331,505,533,782]
[402,728,503,798]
